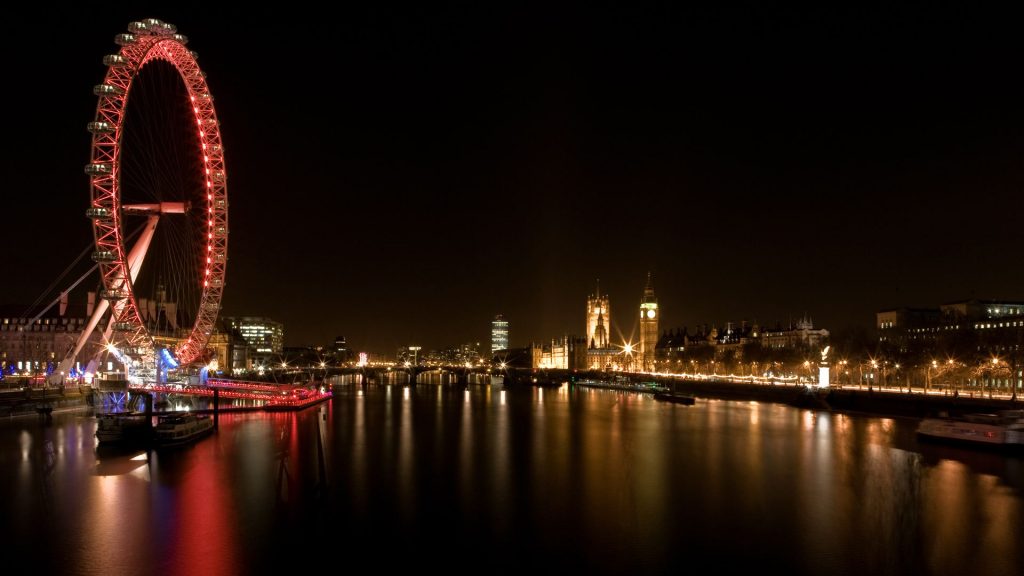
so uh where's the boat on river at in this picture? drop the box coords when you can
[653,391,696,405]
[574,378,665,393]
[916,410,1024,450]
[95,412,152,445]
[153,412,214,447]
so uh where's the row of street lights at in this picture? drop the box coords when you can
[648,354,1016,392]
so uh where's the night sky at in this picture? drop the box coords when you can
[4,4,1023,354]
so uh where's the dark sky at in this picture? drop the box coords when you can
[4,4,1023,355]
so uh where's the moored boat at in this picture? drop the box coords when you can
[153,412,214,447]
[574,378,666,393]
[916,410,1024,450]
[653,391,696,405]
[95,412,152,445]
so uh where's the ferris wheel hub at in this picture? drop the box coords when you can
[122,202,188,215]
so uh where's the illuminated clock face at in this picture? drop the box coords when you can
[646,309,656,319]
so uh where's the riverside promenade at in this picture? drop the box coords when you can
[660,377,1019,418]
[505,368,1020,419]
[0,385,89,417]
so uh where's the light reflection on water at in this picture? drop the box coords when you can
[1,385,1022,575]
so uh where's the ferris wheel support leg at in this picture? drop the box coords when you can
[126,215,160,285]
[101,215,160,344]
[49,298,111,386]
[50,216,161,385]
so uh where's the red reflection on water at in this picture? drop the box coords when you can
[159,434,240,576]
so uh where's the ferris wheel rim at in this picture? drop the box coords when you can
[85,19,228,366]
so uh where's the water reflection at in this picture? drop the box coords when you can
[0,386,1021,575]
[274,414,293,505]
[94,445,149,477]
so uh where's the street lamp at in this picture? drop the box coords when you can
[621,342,635,372]
[989,356,1005,398]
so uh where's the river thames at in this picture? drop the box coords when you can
[2,383,1022,575]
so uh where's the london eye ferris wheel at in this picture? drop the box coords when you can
[74,18,228,380]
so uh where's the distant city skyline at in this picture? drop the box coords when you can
[3,5,1022,354]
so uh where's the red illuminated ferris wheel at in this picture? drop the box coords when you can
[83,18,227,370]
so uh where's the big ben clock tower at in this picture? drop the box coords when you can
[639,272,658,372]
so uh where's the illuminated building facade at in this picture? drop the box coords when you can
[2,296,254,380]
[877,300,1024,355]
[205,328,248,376]
[656,318,826,374]
[533,336,587,370]
[223,316,284,364]
[761,316,829,350]
[639,273,658,371]
[585,282,618,369]
[0,301,102,380]
[491,314,509,353]
[334,336,353,364]
[876,299,1023,392]
[877,300,1024,348]
[586,283,610,350]
[423,342,482,365]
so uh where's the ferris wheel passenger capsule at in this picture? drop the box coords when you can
[103,54,128,67]
[87,121,114,134]
[114,33,136,46]
[100,289,129,300]
[93,84,124,97]
[84,163,112,175]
